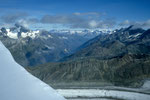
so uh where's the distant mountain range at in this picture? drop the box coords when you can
[62,25,149,61]
[0,24,109,66]
[27,26,150,87]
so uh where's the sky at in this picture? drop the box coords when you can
[0,0,150,30]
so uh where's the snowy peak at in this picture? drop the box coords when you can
[0,41,65,100]
[0,24,113,40]
[49,29,112,39]
[0,27,107,40]
[0,25,40,39]
[49,29,112,35]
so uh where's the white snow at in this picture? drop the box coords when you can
[69,30,83,34]
[49,29,110,36]
[5,29,40,39]
[64,48,68,52]
[134,33,141,37]
[59,36,68,39]
[21,30,40,39]
[0,41,66,100]
[45,45,55,50]
[48,34,53,38]
[128,33,141,38]
[57,89,150,100]
[142,80,150,89]
[6,29,18,39]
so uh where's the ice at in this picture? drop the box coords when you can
[57,89,150,100]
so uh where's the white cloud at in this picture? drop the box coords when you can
[17,19,29,28]
[73,12,101,16]
[89,20,98,28]
[119,19,150,29]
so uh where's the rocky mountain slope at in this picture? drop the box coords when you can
[62,25,148,61]
[27,26,150,87]
[0,24,105,66]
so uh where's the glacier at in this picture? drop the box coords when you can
[57,89,150,100]
[0,41,66,100]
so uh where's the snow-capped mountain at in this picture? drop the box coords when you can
[0,24,109,67]
[0,41,65,100]
[49,29,112,38]
[0,24,111,40]
[0,24,40,39]
[62,25,147,61]
[28,26,150,88]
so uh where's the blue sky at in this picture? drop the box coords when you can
[0,0,150,30]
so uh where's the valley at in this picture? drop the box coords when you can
[0,24,105,66]
[1,0,150,100]
[1,25,150,100]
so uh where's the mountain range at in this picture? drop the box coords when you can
[0,24,108,66]
[27,26,150,87]
[1,24,150,87]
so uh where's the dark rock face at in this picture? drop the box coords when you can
[27,26,150,87]
[1,27,7,36]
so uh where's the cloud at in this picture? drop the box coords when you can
[73,12,102,16]
[16,19,29,28]
[119,20,130,26]
[142,19,150,27]
[1,12,28,23]
[15,17,40,28]
[27,18,39,24]
[0,11,40,29]
[119,19,150,29]
[89,20,98,28]
[40,13,115,29]
[0,12,116,29]
[40,14,90,28]
[41,15,85,24]
[71,19,116,29]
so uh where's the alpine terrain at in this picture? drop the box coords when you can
[27,26,150,87]
[0,24,108,67]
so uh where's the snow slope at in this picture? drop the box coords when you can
[142,80,150,90]
[0,41,66,100]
